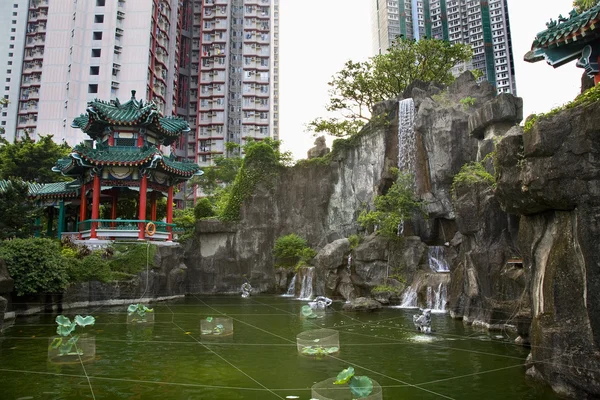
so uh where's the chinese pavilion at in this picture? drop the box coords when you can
[525,3,600,84]
[48,91,202,241]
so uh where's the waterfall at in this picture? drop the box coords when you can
[426,282,447,312]
[298,267,314,300]
[399,285,418,308]
[398,98,416,177]
[427,246,450,272]
[285,274,297,296]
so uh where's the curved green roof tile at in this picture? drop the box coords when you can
[532,4,600,49]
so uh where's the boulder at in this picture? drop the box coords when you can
[0,259,14,294]
[307,136,330,159]
[468,93,523,139]
[314,239,350,271]
[342,297,382,312]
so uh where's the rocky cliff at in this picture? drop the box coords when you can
[494,100,600,398]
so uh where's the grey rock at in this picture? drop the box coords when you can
[342,297,382,311]
[307,136,330,159]
[314,239,350,271]
[468,93,523,139]
[353,234,388,262]
[0,296,6,331]
[0,259,14,294]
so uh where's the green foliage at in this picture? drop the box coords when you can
[194,197,215,219]
[301,305,321,319]
[173,208,195,242]
[109,243,155,275]
[219,139,284,221]
[193,155,243,196]
[524,84,600,133]
[65,252,112,283]
[0,134,71,183]
[459,96,476,109]
[0,238,69,296]
[100,197,167,221]
[307,37,473,138]
[573,0,598,12]
[348,234,361,249]
[333,367,374,398]
[451,161,495,196]
[0,178,39,240]
[273,234,316,268]
[358,170,423,238]
[371,284,402,294]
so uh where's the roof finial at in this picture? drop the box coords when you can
[131,90,136,99]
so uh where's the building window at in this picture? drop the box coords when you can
[11,20,16,24]
[90,66,100,75]
[93,31,103,40]
[10,36,15,40]
[9,45,14,49]
[12,12,17,16]
[3,87,8,91]
[10,28,15,32]
[88,84,98,93]
[96,0,105,5]
[91,49,101,57]
[94,15,104,23]
[13,4,17,7]
[6,70,10,74]
[5,78,9,82]
[8,53,12,57]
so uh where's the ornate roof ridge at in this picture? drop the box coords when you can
[532,3,600,48]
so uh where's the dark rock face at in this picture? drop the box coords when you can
[449,181,525,331]
[495,102,600,398]
[0,259,13,330]
[342,297,382,311]
[62,245,188,305]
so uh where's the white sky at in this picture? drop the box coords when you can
[278,0,582,160]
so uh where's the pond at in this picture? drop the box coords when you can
[0,296,559,399]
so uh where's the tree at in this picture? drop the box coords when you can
[0,133,71,183]
[573,0,598,12]
[308,38,473,137]
[0,178,39,240]
[0,98,7,135]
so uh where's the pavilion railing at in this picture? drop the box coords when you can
[78,219,176,235]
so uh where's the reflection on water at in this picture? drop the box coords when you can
[0,296,560,400]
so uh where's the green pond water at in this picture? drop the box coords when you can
[0,295,560,399]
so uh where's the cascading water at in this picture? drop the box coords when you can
[398,98,417,177]
[298,267,314,300]
[427,246,450,272]
[426,282,447,312]
[399,285,418,308]
[285,274,297,296]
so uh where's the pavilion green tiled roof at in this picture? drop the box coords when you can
[532,4,600,49]
[73,144,160,167]
[71,91,190,145]
[0,180,78,199]
[161,156,201,176]
[52,144,201,179]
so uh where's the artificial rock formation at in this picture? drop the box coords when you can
[495,101,600,398]
[0,259,14,331]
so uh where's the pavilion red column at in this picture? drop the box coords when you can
[111,189,118,228]
[90,175,101,239]
[166,186,174,241]
[137,133,144,148]
[138,174,148,240]
[150,192,157,222]
[79,184,88,238]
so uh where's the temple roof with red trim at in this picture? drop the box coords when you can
[71,90,190,146]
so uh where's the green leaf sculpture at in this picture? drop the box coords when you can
[333,367,373,398]
[51,314,95,357]
[127,304,153,319]
[348,375,373,398]
[334,367,355,385]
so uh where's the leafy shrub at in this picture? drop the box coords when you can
[0,238,69,295]
[358,169,423,238]
[173,208,195,242]
[451,161,495,197]
[273,234,316,268]
[109,243,156,275]
[194,198,215,219]
[66,252,112,283]
[0,178,39,240]
[459,96,476,109]
[371,285,402,294]
[348,234,361,249]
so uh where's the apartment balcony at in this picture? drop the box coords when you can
[117,11,125,20]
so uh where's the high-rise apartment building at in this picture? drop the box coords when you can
[173,0,279,166]
[0,0,280,170]
[372,0,516,94]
